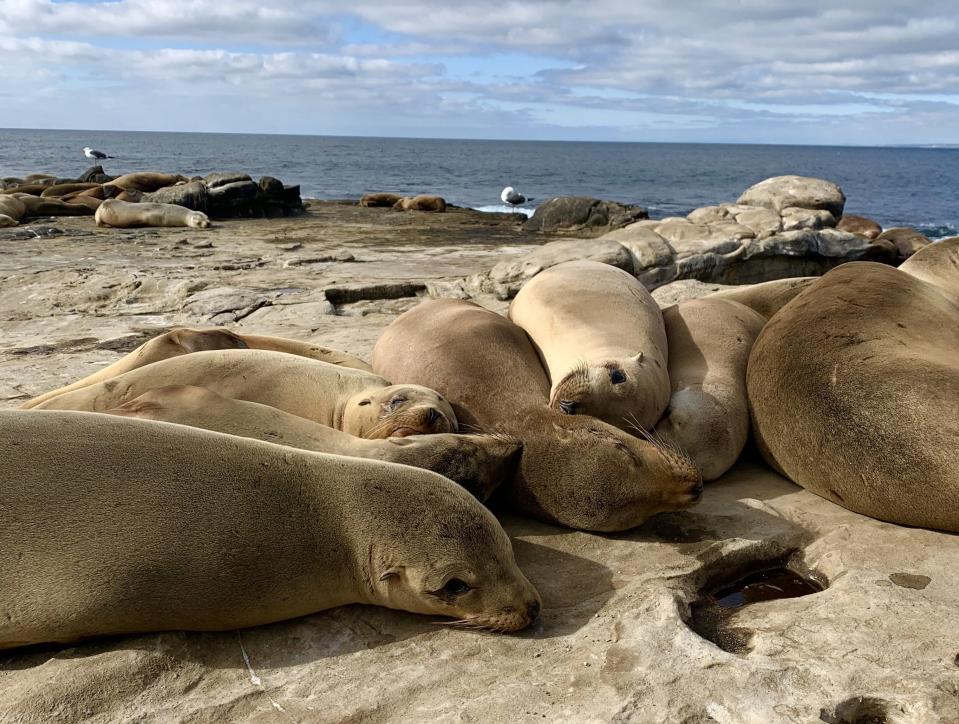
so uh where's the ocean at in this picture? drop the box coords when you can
[1,128,956,238]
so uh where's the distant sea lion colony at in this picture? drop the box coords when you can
[1,169,957,650]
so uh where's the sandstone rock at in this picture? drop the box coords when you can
[181,287,272,323]
[837,214,882,239]
[686,205,730,225]
[77,165,115,184]
[738,175,846,217]
[143,181,209,211]
[257,176,285,201]
[601,226,677,288]
[878,227,932,261]
[523,196,647,234]
[781,207,837,231]
[652,278,736,306]
[734,207,782,238]
[482,238,633,299]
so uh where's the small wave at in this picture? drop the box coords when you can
[472,204,535,217]
[915,224,958,241]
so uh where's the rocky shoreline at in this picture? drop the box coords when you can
[0,176,956,723]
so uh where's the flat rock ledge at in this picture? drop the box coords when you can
[463,176,901,299]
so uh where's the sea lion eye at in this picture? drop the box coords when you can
[358,399,371,406]
[610,369,627,385]
[388,395,408,410]
[442,578,471,596]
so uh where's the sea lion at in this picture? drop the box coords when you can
[899,236,959,298]
[24,173,56,183]
[40,182,101,198]
[0,195,26,223]
[393,194,448,212]
[509,260,670,431]
[360,192,404,207]
[108,385,520,502]
[655,298,766,481]
[1,184,47,196]
[22,327,372,409]
[373,299,701,532]
[105,172,187,193]
[95,199,211,229]
[33,349,457,439]
[747,261,959,532]
[13,194,94,217]
[0,409,540,649]
[706,276,816,320]
[0,215,16,228]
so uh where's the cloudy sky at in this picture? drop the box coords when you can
[1,0,958,144]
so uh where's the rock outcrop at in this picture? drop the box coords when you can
[737,175,846,218]
[523,196,648,234]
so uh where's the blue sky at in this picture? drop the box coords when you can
[1,0,958,144]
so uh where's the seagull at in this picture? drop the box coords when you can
[501,186,528,207]
[83,146,112,161]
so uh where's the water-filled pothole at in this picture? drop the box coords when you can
[687,554,824,654]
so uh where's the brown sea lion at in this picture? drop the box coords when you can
[655,298,766,481]
[899,236,959,299]
[108,385,520,502]
[14,194,94,217]
[373,299,701,532]
[509,260,670,431]
[95,199,210,228]
[360,192,404,207]
[33,349,457,440]
[105,172,187,193]
[39,182,101,198]
[747,261,959,532]
[0,409,540,649]
[706,276,817,320]
[0,195,26,223]
[393,194,448,212]
[22,327,372,410]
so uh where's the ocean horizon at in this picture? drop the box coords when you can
[3,128,957,238]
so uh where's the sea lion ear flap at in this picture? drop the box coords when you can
[632,351,644,364]
[379,566,403,582]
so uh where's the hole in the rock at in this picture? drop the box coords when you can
[819,696,893,724]
[686,553,825,655]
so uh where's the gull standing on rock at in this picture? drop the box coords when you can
[501,186,528,207]
[83,146,112,161]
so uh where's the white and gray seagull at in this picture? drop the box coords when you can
[83,146,112,161]
[501,186,529,207]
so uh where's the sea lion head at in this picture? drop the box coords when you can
[549,353,652,424]
[186,211,211,229]
[344,384,457,438]
[366,482,541,632]
[514,411,702,532]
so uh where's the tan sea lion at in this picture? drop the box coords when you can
[393,194,447,212]
[105,172,187,193]
[509,260,670,431]
[0,214,16,228]
[0,195,26,223]
[40,182,101,198]
[706,276,816,320]
[0,409,540,649]
[14,194,94,217]
[747,261,959,532]
[655,298,766,481]
[1,184,47,196]
[360,192,404,207]
[108,385,520,502]
[95,199,211,229]
[899,236,959,298]
[373,299,701,532]
[33,349,457,439]
[24,173,56,183]
[22,327,372,409]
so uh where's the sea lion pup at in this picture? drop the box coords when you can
[360,192,403,207]
[705,276,817,320]
[95,199,211,229]
[899,236,959,298]
[655,298,766,481]
[105,172,187,193]
[747,261,959,532]
[0,410,540,649]
[373,299,701,532]
[22,327,372,409]
[33,349,457,439]
[509,260,670,431]
[109,385,520,502]
[393,194,448,212]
